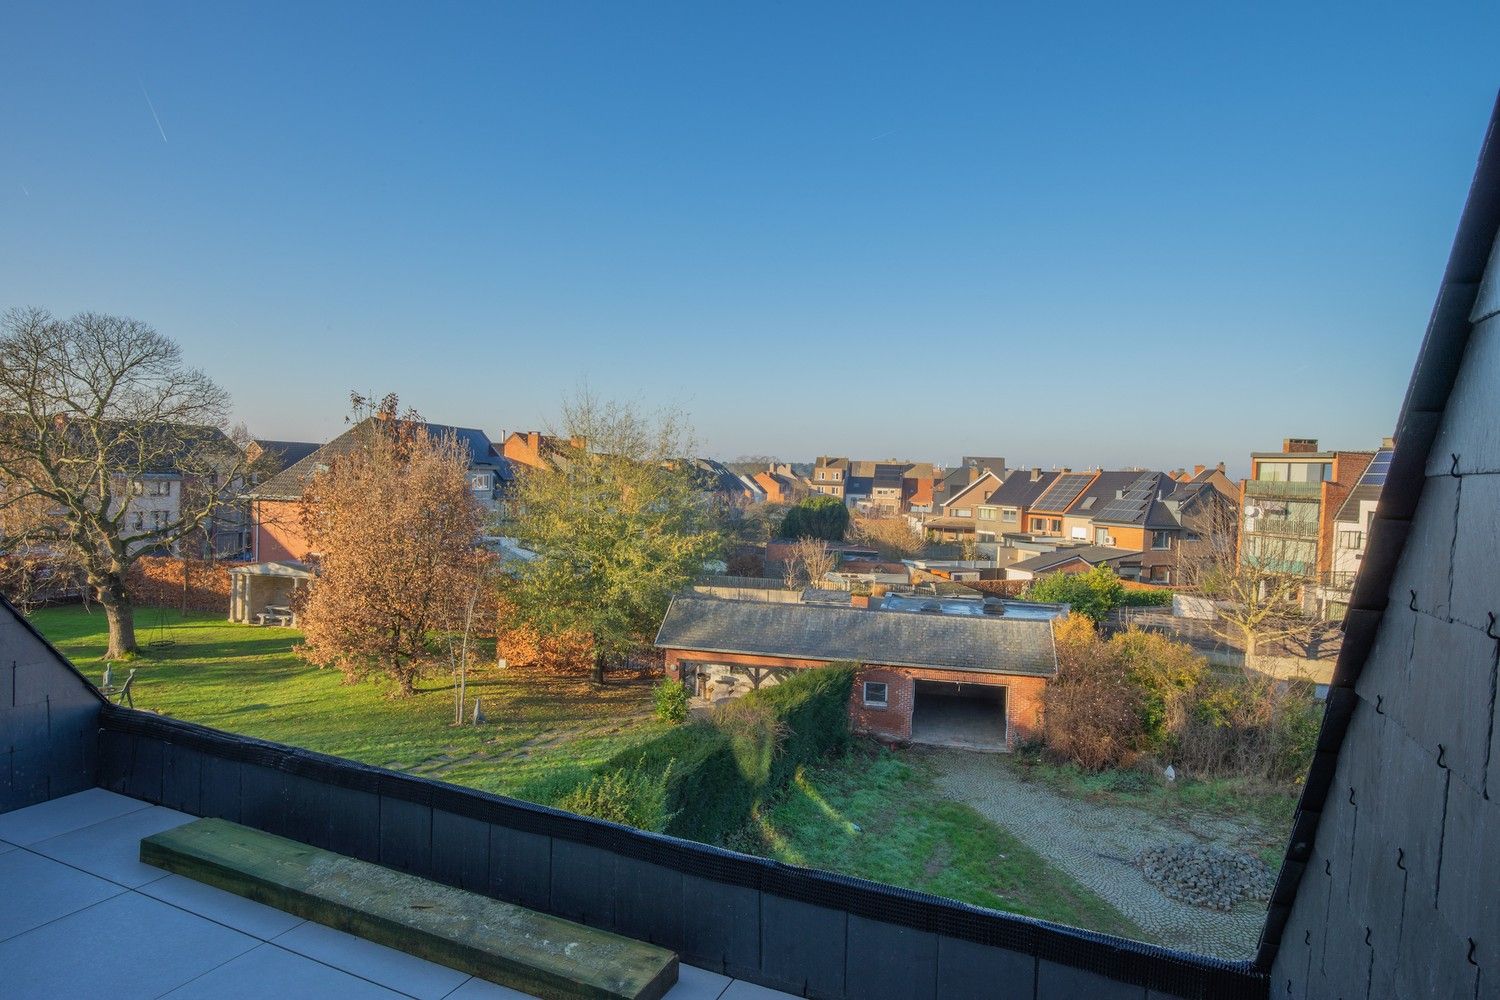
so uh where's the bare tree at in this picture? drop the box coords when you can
[0,309,252,656]
[1178,495,1314,658]
[781,537,837,590]
[849,514,925,560]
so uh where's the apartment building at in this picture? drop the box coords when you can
[1239,437,1376,615]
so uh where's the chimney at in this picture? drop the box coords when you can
[1030,468,1042,482]
[1193,464,1206,476]
[1216,461,1225,473]
[526,431,541,450]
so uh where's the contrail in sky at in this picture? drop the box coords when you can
[139,79,168,143]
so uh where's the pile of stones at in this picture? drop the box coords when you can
[1136,842,1275,911]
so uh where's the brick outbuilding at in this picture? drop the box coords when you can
[655,593,1059,750]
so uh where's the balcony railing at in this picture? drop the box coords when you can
[1244,479,1323,499]
[1246,518,1320,539]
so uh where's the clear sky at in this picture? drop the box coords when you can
[3,3,1497,476]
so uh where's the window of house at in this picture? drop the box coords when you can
[1095,528,1110,545]
[954,508,971,517]
[130,481,144,496]
[1031,518,1046,531]
[979,508,994,520]
[1002,509,1017,523]
[132,511,144,531]
[817,471,825,480]
[1337,529,1364,549]
[1051,519,1061,532]
[862,681,888,708]
[151,511,167,529]
[1257,462,1290,481]
[1152,530,1172,549]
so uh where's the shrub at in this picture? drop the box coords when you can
[1043,614,1144,770]
[560,664,854,841]
[1022,565,1125,623]
[1107,628,1205,754]
[1120,588,1174,608]
[653,678,689,723]
[557,760,676,833]
[778,495,850,541]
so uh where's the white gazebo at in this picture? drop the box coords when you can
[227,561,316,625]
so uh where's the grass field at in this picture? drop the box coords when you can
[29,605,666,799]
[738,743,1146,940]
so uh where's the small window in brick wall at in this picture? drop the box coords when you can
[863,681,888,708]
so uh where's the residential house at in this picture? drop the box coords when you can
[1239,438,1376,614]
[750,463,808,504]
[809,456,850,499]
[114,425,249,559]
[689,458,765,505]
[923,470,1003,541]
[1003,544,1137,581]
[1313,440,1393,619]
[245,439,320,478]
[656,592,1061,749]
[248,418,512,564]
[501,430,580,472]
[1023,470,1099,536]
[974,468,1059,543]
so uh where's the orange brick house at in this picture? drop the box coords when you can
[248,418,511,563]
[654,593,1060,749]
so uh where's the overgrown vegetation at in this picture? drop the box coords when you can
[540,665,854,841]
[1042,613,1320,788]
[1021,565,1125,623]
[739,743,1145,938]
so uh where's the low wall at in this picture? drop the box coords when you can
[127,557,233,614]
[94,704,1265,1000]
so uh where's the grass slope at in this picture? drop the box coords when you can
[30,605,665,799]
[744,743,1146,940]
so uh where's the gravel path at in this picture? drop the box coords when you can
[915,747,1271,959]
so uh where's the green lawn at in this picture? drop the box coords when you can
[737,743,1146,940]
[30,605,666,799]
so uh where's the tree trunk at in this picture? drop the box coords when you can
[98,581,138,659]
[592,649,606,686]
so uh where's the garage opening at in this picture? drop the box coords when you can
[909,679,1008,751]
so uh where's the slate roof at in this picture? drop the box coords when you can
[1008,545,1135,575]
[1071,471,1156,523]
[982,470,1059,508]
[250,439,320,473]
[1333,482,1382,524]
[249,418,510,500]
[654,594,1058,677]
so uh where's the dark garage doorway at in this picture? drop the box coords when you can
[910,680,1008,751]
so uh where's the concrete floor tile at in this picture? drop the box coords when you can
[665,964,733,999]
[139,873,307,940]
[160,942,410,999]
[0,788,149,846]
[272,920,471,1000]
[0,849,123,940]
[31,804,194,887]
[720,980,802,1000]
[0,890,258,1000]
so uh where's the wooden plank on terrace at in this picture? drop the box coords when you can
[140,817,678,1000]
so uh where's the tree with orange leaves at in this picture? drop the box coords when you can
[297,394,483,695]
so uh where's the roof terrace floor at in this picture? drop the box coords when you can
[0,789,794,1000]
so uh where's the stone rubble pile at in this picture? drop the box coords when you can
[1136,842,1275,911]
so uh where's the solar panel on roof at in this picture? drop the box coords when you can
[1358,449,1394,487]
[1033,473,1093,511]
[1092,473,1160,523]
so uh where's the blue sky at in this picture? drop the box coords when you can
[2,3,1497,475]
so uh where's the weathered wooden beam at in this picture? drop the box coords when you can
[141,817,678,1000]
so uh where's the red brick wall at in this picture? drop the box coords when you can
[662,648,1049,748]
[252,499,312,563]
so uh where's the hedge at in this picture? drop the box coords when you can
[1120,588,1174,608]
[572,664,854,842]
